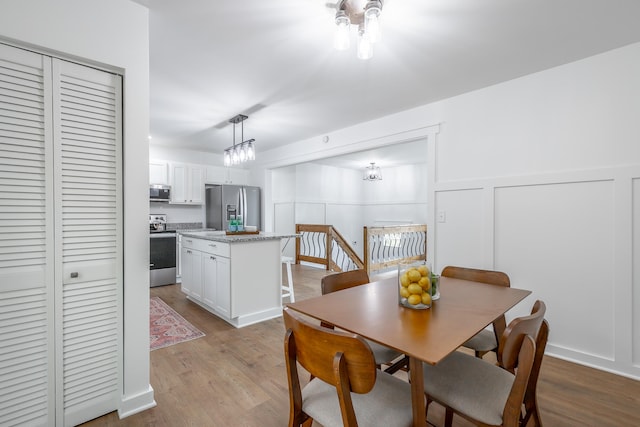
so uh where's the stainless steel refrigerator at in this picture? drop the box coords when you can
[205,185,261,230]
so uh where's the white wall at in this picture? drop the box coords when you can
[430,43,640,379]
[257,43,640,379]
[0,0,154,417]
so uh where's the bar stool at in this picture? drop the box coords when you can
[281,256,295,302]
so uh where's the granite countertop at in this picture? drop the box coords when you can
[179,230,300,243]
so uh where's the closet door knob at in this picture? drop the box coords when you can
[70,272,79,278]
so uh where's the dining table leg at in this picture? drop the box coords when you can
[409,356,426,427]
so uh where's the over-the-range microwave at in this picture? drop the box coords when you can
[150,184,171,202]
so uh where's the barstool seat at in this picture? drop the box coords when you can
[281,256,295,302]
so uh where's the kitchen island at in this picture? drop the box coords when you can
[178,231,299,328]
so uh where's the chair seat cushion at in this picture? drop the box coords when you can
[302,370,414,427]
[423,351,514,426]
[367,339,403,365]
[462,329,498,352]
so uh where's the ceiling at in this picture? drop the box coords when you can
[141,0,640,169]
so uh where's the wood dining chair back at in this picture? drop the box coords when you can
[321,269,371,295]
[283,307,414,427]
[320,269,407,374]
[423,300,548,427]
[441,265,511,358]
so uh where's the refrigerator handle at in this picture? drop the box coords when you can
[241,187,247,227]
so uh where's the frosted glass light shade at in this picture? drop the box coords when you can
[364,1,381,43]
[357,29,373,60]
[334,12,351,50]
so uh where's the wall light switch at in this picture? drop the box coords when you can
[437,211,446,223]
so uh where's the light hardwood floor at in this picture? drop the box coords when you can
[82,264,640,427]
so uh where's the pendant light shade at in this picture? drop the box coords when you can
[332,0,384,60]
[363,162,382,181]
[223,114,256,167]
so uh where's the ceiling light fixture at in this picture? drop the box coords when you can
[223,114,255,167]
[363,162,382,181]
[333,0,383,60]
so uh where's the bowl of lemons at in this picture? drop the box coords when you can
[398,261,433,309]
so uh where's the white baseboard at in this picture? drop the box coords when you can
[546,344,640,381]
[118,385,156,419]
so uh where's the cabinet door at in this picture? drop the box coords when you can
[176,235,182,283]
[181,247,202,300]
[205,165,226,184]
[149,160,168,185]
[202,253,217,308]
[170,163,187,203]
[180,245,192,295]
[214,256,231,317]
[227,168,249,185]
[188,165,203,204]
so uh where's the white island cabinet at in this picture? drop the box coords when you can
[179,231,298,328]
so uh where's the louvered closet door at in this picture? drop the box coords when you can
[0,43,55,427]
[52,59,122,427]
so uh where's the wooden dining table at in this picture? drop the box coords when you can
[285,275,531,427]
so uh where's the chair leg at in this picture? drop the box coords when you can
[282,257,295,302]
[444,407,454,427]
[521,404,543,427]
[286,260,294,302]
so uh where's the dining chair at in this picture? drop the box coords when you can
[283,307,414,427]
[321,269,408,374]
[423,300,548,427]
[441,265,511,358]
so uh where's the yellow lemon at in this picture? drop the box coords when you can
[399,287,410,299]
[419,277,431,290]
[417,265,430,277]
[407,269,422,283]
[407,294,422,305]
[407,283,423,295]
[400,273,410,287]
[421,293,432,305]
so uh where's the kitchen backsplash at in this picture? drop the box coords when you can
[150,201,202,224]
[166,222,203,231]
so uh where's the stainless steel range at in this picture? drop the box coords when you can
[150,214,176,287]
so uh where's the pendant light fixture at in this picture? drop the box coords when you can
[332,0,383,60]
[363,162,382,181]
[223,114,255,167]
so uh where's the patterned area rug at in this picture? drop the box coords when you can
[150,297,205,351]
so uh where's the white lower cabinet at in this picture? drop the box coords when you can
[181,239,231,319]
[181,245,202,300]
[203,254,231,317]
[179,236,282,328]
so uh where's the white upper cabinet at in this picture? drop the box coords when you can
[170,162,203,204]
[227,167,250,185]
[149,160,168,185]
[205,165,226,184]
[205,165,249,185]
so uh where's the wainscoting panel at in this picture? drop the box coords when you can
[494,180,615,360]
[434,188,485,271]
[295,202,326,225]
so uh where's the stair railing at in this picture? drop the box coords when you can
[363,224,427,274]
[294,223,427,275]
[295,224,364,272]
